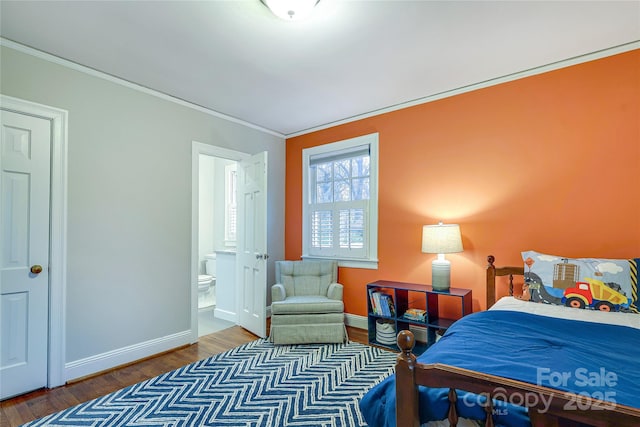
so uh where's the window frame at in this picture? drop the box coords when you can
[302,133,379,269]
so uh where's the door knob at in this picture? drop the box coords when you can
[31,265,43,274]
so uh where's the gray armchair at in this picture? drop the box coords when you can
[269,260,348,345]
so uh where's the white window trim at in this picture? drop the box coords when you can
[302,133,379,269]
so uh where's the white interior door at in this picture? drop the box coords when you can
[236,151,267,338]
[0,110,51,399]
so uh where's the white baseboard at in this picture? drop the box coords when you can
[214,308,237,323]
[345,313,367,330]
[409,324,428,343]
[65,330,192,382]
[63,313,378,383]
[63,312,390,383]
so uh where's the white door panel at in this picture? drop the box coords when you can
[0,110,51,399]
[236,152,267,338]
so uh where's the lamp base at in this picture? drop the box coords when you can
[431,258,451,291]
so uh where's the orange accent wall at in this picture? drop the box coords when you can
[285,50,640,316]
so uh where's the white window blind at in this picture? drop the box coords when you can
[302,133,378,269]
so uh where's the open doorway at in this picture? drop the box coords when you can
[197,154,237,336]
[190,142,250,341]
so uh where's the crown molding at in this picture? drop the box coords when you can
[286,40,640,138]
[0,38,285,139]
[3,37,637,140]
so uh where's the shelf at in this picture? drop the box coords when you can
[367,280,472,355]
[425,317,457,329]
[369,313,396,320]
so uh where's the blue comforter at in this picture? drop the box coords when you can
[359,310,640,427]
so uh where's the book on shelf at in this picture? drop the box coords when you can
[368,288,376,314]
[373,292,384,315]
[368,290,395,317]
[403,308,426,322]
[368,289,378,315]
[380,294,391,316]
[380,293,395,317]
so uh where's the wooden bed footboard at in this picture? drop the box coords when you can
[394,255,640,427]
[395,330,640,427]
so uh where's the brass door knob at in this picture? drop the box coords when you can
[30,265,43,274]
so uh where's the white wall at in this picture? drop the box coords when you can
[0,44,285,377]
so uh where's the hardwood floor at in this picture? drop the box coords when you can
[0,326,371,427]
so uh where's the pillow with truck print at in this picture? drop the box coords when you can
[521,250,639,314]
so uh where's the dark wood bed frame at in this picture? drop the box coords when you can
[394,255,640,427]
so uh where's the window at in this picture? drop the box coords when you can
[302,133,378,269]
[224,163,237,245]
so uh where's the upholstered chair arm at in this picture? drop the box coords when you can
[327,283,343,301]
[272,284,287,302]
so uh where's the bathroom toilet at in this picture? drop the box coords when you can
[198,253,216,308]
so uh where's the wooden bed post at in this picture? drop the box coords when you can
[487,255,521,308]
[486,255,497,308]
[396,330,420,427]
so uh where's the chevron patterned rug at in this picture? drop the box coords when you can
[24,339,397,427]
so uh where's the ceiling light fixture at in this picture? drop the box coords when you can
[262,0,320,21]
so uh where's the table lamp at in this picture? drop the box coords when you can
[421,222,463,291]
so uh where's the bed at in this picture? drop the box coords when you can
[359,255,640,427]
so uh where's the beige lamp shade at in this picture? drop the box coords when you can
[421,223,463,254]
